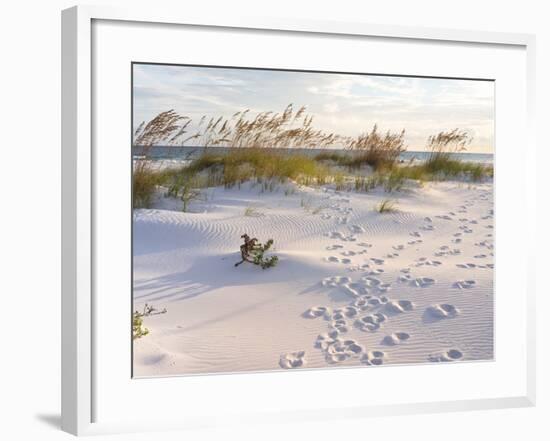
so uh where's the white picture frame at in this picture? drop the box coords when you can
[62,5,536,436]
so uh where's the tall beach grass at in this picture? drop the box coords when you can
[132,109,493,209]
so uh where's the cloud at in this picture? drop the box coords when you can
[133,64,494,152]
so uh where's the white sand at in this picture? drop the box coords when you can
[133,180,493,377]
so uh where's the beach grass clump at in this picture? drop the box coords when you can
[425,129,470,170]
[158,148,332,200]
[162,168,204,211]
[420,128,492,180]
[133,163,162,208]
[133,110,190,209]
[354,175,384,192]
[375,199,398,213]
[333,172,346,191]
[347,125,406,171]
[244,205,263,217]
[314,151,350,166]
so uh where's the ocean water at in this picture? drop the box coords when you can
[132,146,493,165]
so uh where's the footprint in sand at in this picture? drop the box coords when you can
[321,275,351,287]
[370,257,385,265]
[347,281,369,293]
[407,239,423,245]
[428,349,463,362]
[474,254,487,258]
[326,244,344,251]
[349,224,366,234]
[410,231,422,238]
[376,283,392,293]
[360,276,383,288]
[329,317,350,334]
[347,263,371,272]
[411,277,435,288]
[456,263,477,269]
[393,244,405,251]
[361,350,386,366]
[364,269,385,277]
[341,250,357,256]
[420,224,435,231]
[341,305,360,318]
[355,313,387,332]
[386,299,414,313]
[415,258,442,267]
[325,256,352,264]
[303,306,331,319]
[436,215,453,221]
[320,338,365,363]
[321,214,333,220]
[331,205,353,215]
[424,217,433,223]
[357,242,373,248]
[279,351,306,369]
[386,252,399,259]
[382,332,411,346]
[435,247,461,257]
[325,231,357,242]
[475,240,494,250]
[358,296,382,311]
[352,297,371,311]
[452,238,462,244]
[427,303,459,319]
[340,283,363,298]
[366,295,389,307]
[453,280,476,289]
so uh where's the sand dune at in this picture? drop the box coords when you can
[133,180,494,377]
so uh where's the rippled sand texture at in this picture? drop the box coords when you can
[133,180,493,377]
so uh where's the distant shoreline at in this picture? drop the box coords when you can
[132,146,493,165]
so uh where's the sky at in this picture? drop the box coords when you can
[133,64,494,153]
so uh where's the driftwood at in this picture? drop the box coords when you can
[235,234,278,269]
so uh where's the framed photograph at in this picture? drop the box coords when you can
[62,5,536,435]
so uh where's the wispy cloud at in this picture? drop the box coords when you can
[133,64,494,152]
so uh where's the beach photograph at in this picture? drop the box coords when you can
[131,63,494,377]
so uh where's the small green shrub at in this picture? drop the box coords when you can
[132,304,167,340]
[235,234,279,269]
[132,312,149,340]
[252,239,279,269]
